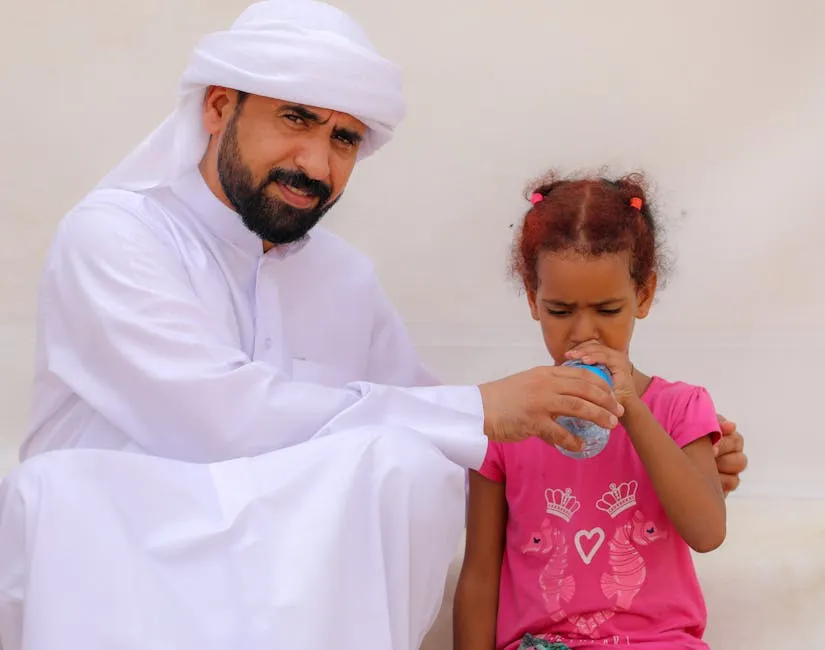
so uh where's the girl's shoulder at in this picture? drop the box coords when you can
[643,375,712,409]
[643,376,721,446]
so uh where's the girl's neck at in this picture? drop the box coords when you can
[632,366,654,397]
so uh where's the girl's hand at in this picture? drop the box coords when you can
[565,341,637,406]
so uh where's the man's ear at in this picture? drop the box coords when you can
[202,86,235,136]
[636,273,657,319]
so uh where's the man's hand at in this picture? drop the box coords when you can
[478,366,623,452]
[715,414,747,494]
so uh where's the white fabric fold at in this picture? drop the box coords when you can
[0,429,466,650]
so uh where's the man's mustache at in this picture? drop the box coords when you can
[266,168,331,201]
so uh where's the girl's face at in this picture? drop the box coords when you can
[527,250,656,364]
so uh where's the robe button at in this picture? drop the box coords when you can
[264,338,272,349]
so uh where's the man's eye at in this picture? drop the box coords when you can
[546,309,571,317]
[284,114,306,125]
[335,134,355,146]
[598,308,622,316]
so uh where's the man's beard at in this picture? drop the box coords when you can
[217,110,338,246]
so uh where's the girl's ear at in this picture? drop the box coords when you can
[636,273,657,319]
[527,289,540,321]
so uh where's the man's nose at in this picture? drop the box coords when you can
[294,137,331,183]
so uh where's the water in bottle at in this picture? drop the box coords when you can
[555,359,613,459]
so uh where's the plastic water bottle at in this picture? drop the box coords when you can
[555,359,613,459]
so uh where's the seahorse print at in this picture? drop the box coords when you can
[600,510,668,609]
[522,518,575,620]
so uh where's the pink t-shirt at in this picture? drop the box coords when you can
[478,377,721,650]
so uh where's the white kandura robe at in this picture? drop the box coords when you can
[0,171,488,650]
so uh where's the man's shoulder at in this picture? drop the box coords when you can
[63,187,157,219]
[51,188,176,255]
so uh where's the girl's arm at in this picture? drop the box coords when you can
[566,342,726,553]
[453,470,507,650]
[621,398,726,553]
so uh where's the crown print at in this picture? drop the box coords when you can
[545,487,581,523]
[595,481,639,519]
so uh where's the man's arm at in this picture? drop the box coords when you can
[38,200,485,464]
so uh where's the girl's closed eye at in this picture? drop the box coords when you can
[545,307,622,317]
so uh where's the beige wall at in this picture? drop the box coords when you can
[2,1,823,496]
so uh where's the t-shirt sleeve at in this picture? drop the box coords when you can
[669,385,722,448]
[478,440,506,483]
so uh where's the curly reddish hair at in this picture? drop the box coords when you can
[511,171,668,293]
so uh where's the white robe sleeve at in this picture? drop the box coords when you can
[38,199,487,468]
[364,278,441,387]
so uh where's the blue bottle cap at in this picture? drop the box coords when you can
[562,359,613,386]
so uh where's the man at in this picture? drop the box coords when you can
[0,1,746,648]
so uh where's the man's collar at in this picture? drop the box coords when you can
[169,170,310,258]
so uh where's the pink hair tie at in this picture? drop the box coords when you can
[530,192,544,205]
[629,197,643,210]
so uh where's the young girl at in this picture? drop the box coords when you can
[453,173,726,650]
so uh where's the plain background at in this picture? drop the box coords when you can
[1,1,823,499]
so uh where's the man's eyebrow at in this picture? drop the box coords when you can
[280,104,363,143]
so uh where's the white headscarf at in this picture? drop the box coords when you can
[96,0,406,192]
